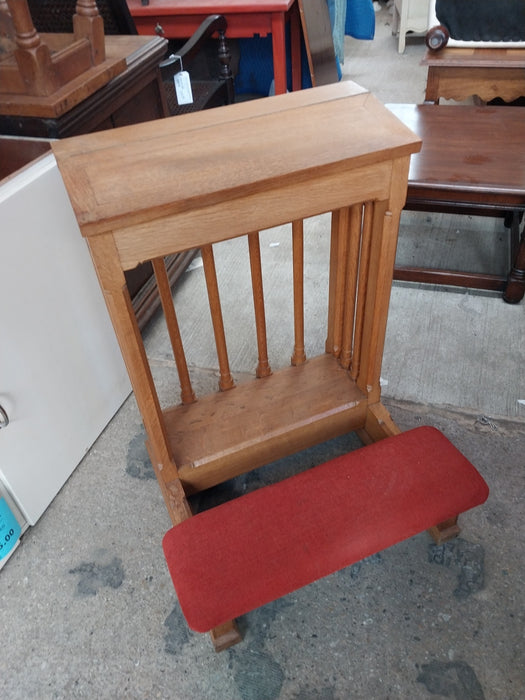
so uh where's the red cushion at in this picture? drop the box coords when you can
[162,426,489,632]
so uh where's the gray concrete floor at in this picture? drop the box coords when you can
[1,4,524,699]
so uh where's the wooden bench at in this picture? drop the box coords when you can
[389,103,525,303]
[163,426,488,634]
[52,83,487,651]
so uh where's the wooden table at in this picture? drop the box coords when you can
[389,103,525,303]
[423,47,525,103]
[127,0,302,95]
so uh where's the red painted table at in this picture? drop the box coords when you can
[126,0,302,95]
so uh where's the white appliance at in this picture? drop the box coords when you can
[0,150,130,567]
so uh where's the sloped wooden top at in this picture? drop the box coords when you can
[52,82,421,237]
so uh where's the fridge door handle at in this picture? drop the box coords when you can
[0,404,9,429]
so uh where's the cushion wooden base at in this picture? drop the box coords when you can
[163,426,489,633]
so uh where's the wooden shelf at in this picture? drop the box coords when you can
[165,354,368,493]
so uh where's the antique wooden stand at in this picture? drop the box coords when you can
[52,84,487,651]
[0,0,126,118]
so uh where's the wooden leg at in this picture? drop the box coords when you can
[358,402,402,445]
[209,620,242,652]
[428,516,460,545]
[504,216,525,304]
[271,14,287,94]
[289,3,302,91]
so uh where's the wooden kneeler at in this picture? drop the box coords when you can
[163,427,489,634]
[52,83,489,651]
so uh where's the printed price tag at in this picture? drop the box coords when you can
[0,497,21,560]
[174,71,194,105]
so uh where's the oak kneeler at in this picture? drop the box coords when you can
[163,427,488,633]
[52,83,487,650]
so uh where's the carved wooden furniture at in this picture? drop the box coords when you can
[127,0,302,95]
[0,0,127,117]
[390,103,525,303]
[27,0,137,34]
[422,47,525,104]
[0,35,168,136]
[25,0,235,115]
[53,83,488,650]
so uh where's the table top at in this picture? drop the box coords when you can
[127,0,295,16]
[422,47,525,68]
[388,103,525,199]
[52,82,421,244]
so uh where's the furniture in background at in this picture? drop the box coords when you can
[0,34,168,137]
[422,47,525,104]
[127,0,302,95]
[295,9,525,302]
[26,0,235,114]
[1,1,234,328]
[392,0,430,53]
[0,0,126,117]
[390,103,525,303]
[426,0,525,50]
[27,0,138,34]
[298,0,339,86]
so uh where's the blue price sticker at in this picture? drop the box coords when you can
[0,498,21,560]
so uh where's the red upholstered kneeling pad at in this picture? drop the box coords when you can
[162,426,489,633]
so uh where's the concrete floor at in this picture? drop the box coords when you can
[1,3,524,699]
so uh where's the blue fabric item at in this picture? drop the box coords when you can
[234,0,371,96]
[235,36,276,96]
[345,0,375,40]
[235,31,320,96]
[330,0,346,63]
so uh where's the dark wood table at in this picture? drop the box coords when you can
[127,0,302,95]
[422,47,525,104]
[388,103,525,303]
